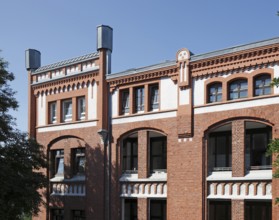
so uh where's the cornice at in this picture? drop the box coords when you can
[190,44,279,78]
[108,66,177,92]
[32,71,99,93]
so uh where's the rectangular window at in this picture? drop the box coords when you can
[150,200,166,220]
[124,199,137,220]
[53,150,64,177]
[52,209,64,220]
[49,102,57,124]
[245,127,272,169]
[150,84,159,111]
[62,99,72,122]
[122,138,138,172]
[208,132,232,171]
[121,89,130,114]
[150,137,167,172]
[209,200,231,220]
[134,86,144,112]
[72,210,86,220]
[77,96,86,120]
[73,148,85,176]
[245,201,272,220]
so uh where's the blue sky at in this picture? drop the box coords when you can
[1,0,278,132]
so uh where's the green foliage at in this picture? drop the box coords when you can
[270,77,279,88]
[267,139,279,178]
[0,54,47,219]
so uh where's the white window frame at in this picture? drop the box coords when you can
[49,102,57,124]
[62,99,72,122]
[77,96,86,120]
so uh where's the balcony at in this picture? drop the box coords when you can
[50,181,86,196]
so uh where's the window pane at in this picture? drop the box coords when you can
[57,158,64,175]
[150,137,167,171]
[123,138,138,171]
[150,200,166,220]
[245,201,271,220]
[122,90,129,114]
[125,199,137,220]
[208,83,222,103]
[246,127,271,168]
[78,97,86,120]
[135,87,144,112]
[209,201,231,220]
[150,85,159,110]
[254,75,271,96]
[63,100,72,121]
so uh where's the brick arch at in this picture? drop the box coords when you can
[117,127,167,144]
[47,135,86,150]
[204,116,274,135]
[250,68,274,79]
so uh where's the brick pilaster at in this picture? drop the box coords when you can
[232,120,245,177]
[138,130,148,178]
[138,198,148,220]
[232,199,244,220]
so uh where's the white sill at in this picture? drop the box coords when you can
[207,169,272,181]
[50,176,64,182]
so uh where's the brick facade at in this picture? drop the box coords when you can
[27,27,279,219]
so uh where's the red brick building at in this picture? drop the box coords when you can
[26,25,279,219]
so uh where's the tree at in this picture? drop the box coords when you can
[268,77,279,203]
[0,54,47,219]
[267,139,279,203]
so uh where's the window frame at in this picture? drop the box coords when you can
[51,209,64,220]
[208,131,232,171]
[49,102,57,124]
[150,136,167,173]
[122,137,138,173]
[77,96,86,120]
[72,210,86,220]
[149,199,166,220]
[254,74,271,97]
[209,200,231,220]
[228,78,248,100]
[72,148,86,176]
[207,82,222,103]
[121,89,130,115]
[124,199,137,220]
[52,149,64,177]
[149,84,159,111]
[245,127,272,169]
[134,86,145,113]
[62,99,73,122]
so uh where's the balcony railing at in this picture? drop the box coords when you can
[50,182,86,196]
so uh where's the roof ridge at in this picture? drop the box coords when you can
[33,51,99,74]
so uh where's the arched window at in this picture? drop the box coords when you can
[208,82,222,103]
[229,79,248,100]
[254,74,271,96]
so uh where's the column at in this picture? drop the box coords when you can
[232,199,244,220]
[138,130,148,178]
[138,198,148,220]
[232,120,245,177]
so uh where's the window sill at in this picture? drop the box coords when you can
[50,176,64,182]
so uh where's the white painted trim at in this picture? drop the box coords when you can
[120,172,167,182]
[120,194,167,198]
[207,170,272,181]
[112,111,177,125]
[37,121,97,133]
[207,195,272,200]
[195,96,279,114]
